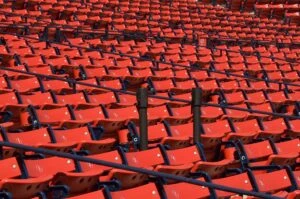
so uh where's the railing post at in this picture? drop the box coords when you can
[192,88,202,144]
[137,88,148,150]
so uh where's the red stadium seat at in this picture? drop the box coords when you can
[24,156,102,195]
[0,157,52,199]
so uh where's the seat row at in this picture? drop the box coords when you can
[0,0,299,44]
[1,139,300,198]
[2,113,300,155]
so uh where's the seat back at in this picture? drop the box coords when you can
[125,147,165,168]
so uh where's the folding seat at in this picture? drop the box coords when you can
[209,70,229,81]
[288,91,300,102]
[266,90,291,104]
[101,39,118,48]
[114,45,132,54]
[124,121,189,148]
[80,66,107,79]
[249,102,275,119]
[123,147,193,179]
[213,171,257,198]
[214,55,229,64]
[286,119,300,137]
[45,55,70,67]
[79,147,123,175]
[0,90,25,109]
[275,139,300,158]
[283,71,300,82]
[131,45,149,55]
[28,41,47,50]
[163,52,181,62]
[252,168,297,194]
[194,54,212,68]
[80,49,102,59]
[152,69,174,80]
[168,92,192,105]
[27,65,56,76]
[173,79,197,92]
[243,63,262,74]
[68,57,92,68]
[197,47,211,56]
[246,80,274,91]
[50,126,116,154]
[286,81,300,92]
[218,80,240,92]
[228,119,261,143]
[264,71,284,81]
[23,156,103,196]
[19,92,55,107]
[272,51,286,61]
[54,92,89,107]
[68,38,84,46]
[0,157,52,199]
[202,119,233,143]
[87,91,118,106]
[197,79,219,94]
[146,92,170,107]
[147,105,187,124]
[74,78,99,92]
[223,103,250,121]
[225,139,298,168]
[1,127,75,152]
[164,144,231,178]
[105,102,138,119]
[119,40,135,46]
[259,118,287,140]
[220,91,245,104]
[172,105,224,123]
[268,82,282,92]
[179,44,197,53]
[167,121,223,153]
[26,106,88,128]
[213,62,231,72]
[278,64,293,73]
[74,106,127,133]
[82,151,150,189]
[114,92,144,106]
[114,58,133,68]
[18,54,44,66]
[98,78,124,90]
[41,79,71,93]
[9,46,32,56]
[9,76,41,93]
[32,47,57,56]
[189,70,211,81]
[59,48,81,58]
[148,78,175,93]
[106,67,131,80]
[128,67,152,84]
[244,90,267,104]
